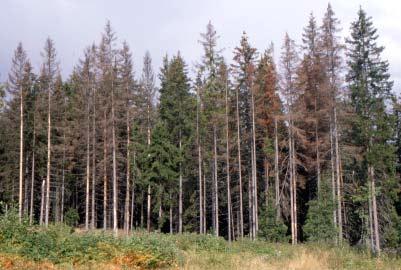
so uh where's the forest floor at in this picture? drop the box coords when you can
[1,220,401,270]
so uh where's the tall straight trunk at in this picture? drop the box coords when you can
[265,160,269,207]
[91,89,96,229]
[124,93,130,234]
[158,200,162,228]
[111,78,118,236]
[140,191,144,228]
[146,101,151,233]
[203,172,207,232]
[334,106,342,243]
[316,123,321,194]
[248,175,253,239]
[370,166,380,255]
[85,101,90,230]
[289,121,295,245]
[315,97,321,195]
[24,156,29,215]
[330,121,337,232]
[45,86,51,227]
[274,118,280,220]
[170,193,173,234]
[235,86,244,238]
[368,174,374,252]
[213,126,219,236]
[130,151,136,230]
[29,114,36,225]
[225,83,231,243]
[179,135,183,234]
[19,85,24,222]
[40,180,45,225]
[291,124,297,244]
[250,86,258,238]
[55,177,60,222]
[196,88,203,234]
[61,133,65,224]
[147,185,151,232]
[103,110,108,230]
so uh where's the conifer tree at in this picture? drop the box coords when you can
[346,7,396,255]
[7,43,30,222]
[159,53,194,233]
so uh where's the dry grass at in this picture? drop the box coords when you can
[179,245,401,270]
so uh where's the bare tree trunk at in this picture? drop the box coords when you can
[170,194,173,234]
[334,107,342,244]
[370,166,380,255]
[235,86,244,238]
[316,124,321,195]
[146,99,152,233]
[265,160,269,207]
[289,122,295,245]
[249,175,253,239]
[147,185,151,232]
[91,89,96,229]
[213,126,219,236]
[203,172,207,233]
[124,95,130,234]
[140,191,144,228]
[130,151,136,230]
[24,156,29,215]
[292,125,297,244]
[368,175,374,252]
[250,86,258,239]
[330,121,337,234]
[29,116,36,225]
[40,180,45,225]
[55,178,60,223]
[179,134,183,234]
[196,88,203,234]
[103,110,108,230]
[225,83,231,243]
[111,78,118,236]
[274,118,280,220]
[45,86,51,227]
[19,85,24,222]
[314,96,321,195]
[85,101,90,230]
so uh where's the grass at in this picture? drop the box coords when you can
[1,213,401,269]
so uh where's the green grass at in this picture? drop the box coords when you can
[1,211,401,269]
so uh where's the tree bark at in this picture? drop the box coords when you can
[274,118,280,220]
[103,109,108,230]
[179,135,183,234]
[124,89,130,234]
[225,82,231,243]
[147,185,151,232]
[85,98,90,230]
[111,75,118,236]
[196,87,203,234]
[370,166,380,255]
[19,85,24,222]
[29,114,35,225]
[334,106,343,243]
[91,88,96,229]
[45,85,51,227]
[250,84,258,238]
[235,86,244,238]
[213,126,219,236]
[40,180,45,225]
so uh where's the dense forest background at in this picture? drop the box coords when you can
[1,3,400,256]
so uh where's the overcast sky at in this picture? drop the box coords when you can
[1,0,400,91]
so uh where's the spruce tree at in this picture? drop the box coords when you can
[159,53,194,233]
[346,7,396,255]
